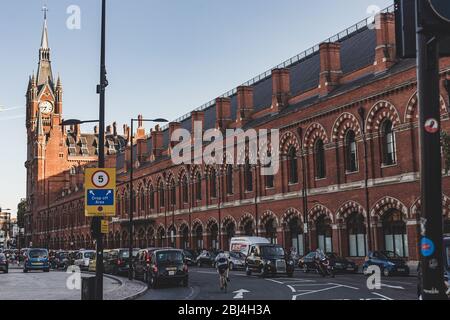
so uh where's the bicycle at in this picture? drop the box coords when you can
[219,268,228,293]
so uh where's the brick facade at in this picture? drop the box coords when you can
[25,10,450,263]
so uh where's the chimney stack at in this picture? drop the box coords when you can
[236,86,254,125]
[94,125,98,134]
[113,122,117,136]
[151,125,164,158]
[216,97,232,129]
[169,122,182,149]
[318,42,342,96]
[374,12,396,73]
[271,68,290,112]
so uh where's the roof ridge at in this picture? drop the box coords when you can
[160,4,395,132]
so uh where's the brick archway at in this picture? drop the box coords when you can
[366,100,401,133]
[280,130,301,154]
[331,112,362,142]
[309,204,334,224]
[410,194,450,220]
[335,201,366,223]
[304,123,329,148]
[370,196,408,221]
[405,92,447,123]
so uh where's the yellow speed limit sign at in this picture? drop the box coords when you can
[85,168,116,217]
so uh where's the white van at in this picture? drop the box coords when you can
[230,237,270,256]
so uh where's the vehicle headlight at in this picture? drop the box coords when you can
[288,260,294,265]
[386,262,395,267]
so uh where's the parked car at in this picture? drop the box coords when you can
[299,251,349,274]
[51,251,70,270]
[23,248,50,273]
[363,251,410,277]
[226,251,246,270]
[0,253,8,273]
[88,250,111,273]
[148,249,188,288]
[182,250,197,266]
[104,248,139,276]
[196,250,216,267]
[245,243,294,277]
[74,250,96,271]
[133,248,169,281]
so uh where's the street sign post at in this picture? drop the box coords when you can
[101,220,109,234]
[85,168,116,217]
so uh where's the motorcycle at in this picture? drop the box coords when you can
[315,255,335,278]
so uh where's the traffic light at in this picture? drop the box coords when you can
[395,0,450,58]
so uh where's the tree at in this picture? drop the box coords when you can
[443,131,450,174]
[17,199,26,229]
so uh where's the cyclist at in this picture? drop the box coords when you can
[215,250,230,291]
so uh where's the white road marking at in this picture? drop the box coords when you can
[381,284,405,290]
[292,285,343,299]
[372,292,394,300]
[233,289,250,299]
[287,285,296,293]
[328,283,359,290]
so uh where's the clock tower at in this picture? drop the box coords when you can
[25,9,67,242]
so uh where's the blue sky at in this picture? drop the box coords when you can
[0,0,392,215]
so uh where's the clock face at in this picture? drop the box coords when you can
[429,0,450,22]
[39,101,53,114]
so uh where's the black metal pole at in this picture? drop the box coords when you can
[94,0,107,301]
[128,119,134,280]
[358,107,373,253]
[298,127,309,253]
[417,26,447,300]
[218,166,222,250]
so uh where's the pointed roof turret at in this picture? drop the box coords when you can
[36,6,54,87]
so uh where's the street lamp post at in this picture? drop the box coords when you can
[128,117,168,280]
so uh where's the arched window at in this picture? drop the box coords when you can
[347,213,367,257]
[182,175,188,204]
[288,147,298,184]
[244,159,253,192]
[210,169,217,198]
[148,185,155,210]
[170,180,176,206]
[383,210,408,257]
[316,215,332,253]
[314,139,326,179]
[140,188,145,213]
[159,181,165,209]
[345,130,358,172]
[264,152,274,188]
[124,191,130,215]
[226,165,233,195]
[381,120,396,166]
[196,172,202,201]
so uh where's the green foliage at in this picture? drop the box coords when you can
[16,199,26,228]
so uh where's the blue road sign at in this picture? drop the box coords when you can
[87,189,114,206]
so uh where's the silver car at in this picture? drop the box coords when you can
[226,251,246,271]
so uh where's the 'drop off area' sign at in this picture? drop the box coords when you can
[85,168,116,217]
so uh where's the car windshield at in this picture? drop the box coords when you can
[119,250,139,258]
[29,250,47,258]
[156,251,183,263]
[184,251,193,258]
[261,246,285,257]
[84,252,95,259]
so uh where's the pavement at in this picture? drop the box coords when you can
[0,266,147,300]
[138,267,419,301]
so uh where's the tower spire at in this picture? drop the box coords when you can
[37,5,53,87]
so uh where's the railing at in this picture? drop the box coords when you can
[160,4,395,131]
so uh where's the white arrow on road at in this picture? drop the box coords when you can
[233,289,250,299]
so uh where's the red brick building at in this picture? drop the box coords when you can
[25,7,450,263]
